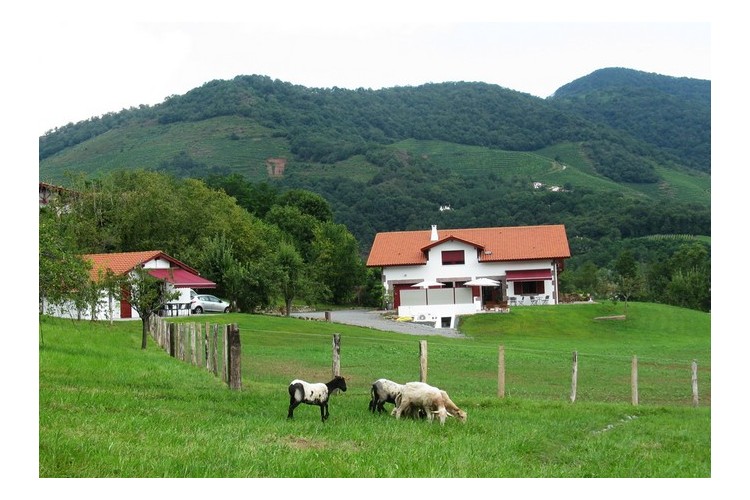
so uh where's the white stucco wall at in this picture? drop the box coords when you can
[381,239,559,327]
[43,257,194,321]
[42,289,133,321]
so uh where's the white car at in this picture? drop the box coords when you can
[191,294,230,314]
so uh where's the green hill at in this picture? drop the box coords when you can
[39,301,710,477]
[38,69,711,264]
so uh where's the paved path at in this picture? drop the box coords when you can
[290,309,465,338]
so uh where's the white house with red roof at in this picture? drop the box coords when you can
[45,250,216,320]
[366,224,571,328]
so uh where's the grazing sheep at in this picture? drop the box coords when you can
[438,390,468,423]
[287,376,347,422]
[394,382,467,425]
[369,378,404,413]
[390,394,427,420]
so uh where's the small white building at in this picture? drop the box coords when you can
[366,224,571,328]
[44,250,216,320]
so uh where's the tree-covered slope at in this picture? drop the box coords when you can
[38,70,711,255]
[550,67,710,173]
[40,70,710,184]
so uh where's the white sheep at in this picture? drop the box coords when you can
[394,382,467,425]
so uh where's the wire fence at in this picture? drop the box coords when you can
[151,319,709,407]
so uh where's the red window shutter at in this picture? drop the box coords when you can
[441,250,465,265]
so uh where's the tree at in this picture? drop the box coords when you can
[265,204,320,260]
[96,268,127,325]
[612,250,644,314]
[310,222,366,305]
[614,249,638,279]
[274,241,311,316]
[39,208,91,315]
[277,189,333,223]
[666,242,710,311]
[359,267,386,308]
[120,265,179,349]
[667,268,710,312]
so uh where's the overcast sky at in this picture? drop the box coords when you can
[22,2,717,136]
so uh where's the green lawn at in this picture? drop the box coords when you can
[38,302,710,478]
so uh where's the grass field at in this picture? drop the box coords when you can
[37,302,711,479]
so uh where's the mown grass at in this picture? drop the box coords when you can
[38,302,710,478]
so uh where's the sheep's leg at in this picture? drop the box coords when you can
[288,398,301,419]
[394,402,405,420]
[320,403,329,422]
[437,407,447,425]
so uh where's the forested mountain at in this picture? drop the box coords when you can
[39,68,711,311]
[551,67,710,173]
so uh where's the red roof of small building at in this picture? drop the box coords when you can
[83,250,206,283]
[366,225,571,267]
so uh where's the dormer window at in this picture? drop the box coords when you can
[442,250,465,265]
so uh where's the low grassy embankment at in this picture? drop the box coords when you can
[39,302,710,477]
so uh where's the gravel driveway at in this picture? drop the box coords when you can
[290,309,464,338]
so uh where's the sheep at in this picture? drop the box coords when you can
[287,376,347,422]
[394,382,467,425]
[438,389,468,423]
[369,378,404,414]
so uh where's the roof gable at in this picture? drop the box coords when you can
[421,235,484,252]
[366,225,571,267]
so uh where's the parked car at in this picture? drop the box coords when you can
[191,294,230,314]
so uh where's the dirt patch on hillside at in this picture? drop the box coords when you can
[266,157,286,177]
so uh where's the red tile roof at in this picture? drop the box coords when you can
[83,251,200,282]
[366,225,571,267]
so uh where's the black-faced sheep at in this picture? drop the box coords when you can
[287,376,347,422]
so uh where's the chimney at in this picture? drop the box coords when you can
[430,225,438,241]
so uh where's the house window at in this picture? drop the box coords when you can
[441,250,465,265]
[515,281,545,295]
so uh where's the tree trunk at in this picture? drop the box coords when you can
[285,298,293,317]
[141,314,150,349]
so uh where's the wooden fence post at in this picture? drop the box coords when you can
[222,325,229,383]
[419,340,428,383]
[631,355,639,406]
[498,345,506,398]
[179,324,186,361]
[191,323,198,366]
[331,334,342,395]
[570,351,578,403]
[332,334,341,378]
[204,322,210,371]
[227,323,242,390]
[210,324,218,376]
[168,322,177,357]
[691,360,699,407]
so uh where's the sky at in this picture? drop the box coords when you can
[19,2,716,136]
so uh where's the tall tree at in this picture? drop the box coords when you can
[310,222,366,305]
[120,265,179,349]
[274,241,310,316]
[39,208,91,316]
